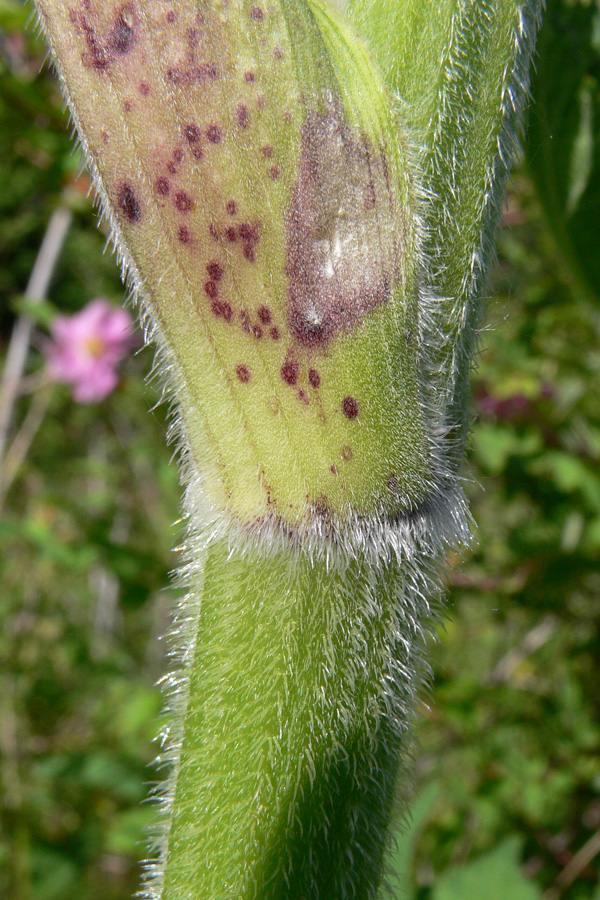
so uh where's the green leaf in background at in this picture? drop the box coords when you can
[432,836,543,900]
[0,0,30,32]
[11,294,60,329]
[527,0,600,300]
[106,806,156,857]
[31,848,78,900]
[385,782,439,897]
[471,424,542,475]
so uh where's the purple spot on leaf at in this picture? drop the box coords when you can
[207,261,224,282]
[110,6,135,55]
[175,191,194,212]
[281,360,298,385]
[235,104,250,129]
[206,124,222,144]
[308,369,320,389]
[185,123,201,144]
[117,182,141,222]
[342,397,359,419]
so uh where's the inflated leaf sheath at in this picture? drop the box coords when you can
[35,0,430,530]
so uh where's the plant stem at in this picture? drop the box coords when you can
[149,535,434,900]
[0,206,71,490]
[0,381,54,514]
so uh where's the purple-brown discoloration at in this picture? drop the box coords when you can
[235,104,250,129]
[213,299,234,322]
[185,123,201,144]
[206,125,223,144]
[174,191,194,212]
[167,62,218,86]
[236,365,251,383]
[239,222,260,262]
[281,360,299,386]
[165,24,219,87]
[167,147,185,175]
[207,261,224,282]
[117,182,140,222]
[206,124,222,144]
[308,368,320,389]
[342,396,359,419]
[72,3,137,73]
[286,104,399,347]
[313,495,330,517]
[111,5,135,54]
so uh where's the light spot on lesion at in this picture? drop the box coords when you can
[70,2,138,73]
[285,103,401,348]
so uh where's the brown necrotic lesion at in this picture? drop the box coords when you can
[285,103,401,349]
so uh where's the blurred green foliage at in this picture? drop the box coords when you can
[0,0,599,898]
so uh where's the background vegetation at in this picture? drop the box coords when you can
[0,0,599,898]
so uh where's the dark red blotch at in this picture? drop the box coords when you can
[117,182,141,222]
[235,104,250,129]
[207,261,224,281]
[308,369,321,389]
[342,397,359,419]
[206,124,222,144]
[110,6,135,54]
[76,4,136,73]
[175,191,194,212]
[281,360,299,386]
[185,123,201,144]
[213,299,234,322]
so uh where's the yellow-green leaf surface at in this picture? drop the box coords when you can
[35,0,431,530]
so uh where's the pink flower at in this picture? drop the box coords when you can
[45,299,137,403]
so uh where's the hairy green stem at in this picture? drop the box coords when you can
[154,537,433,899]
